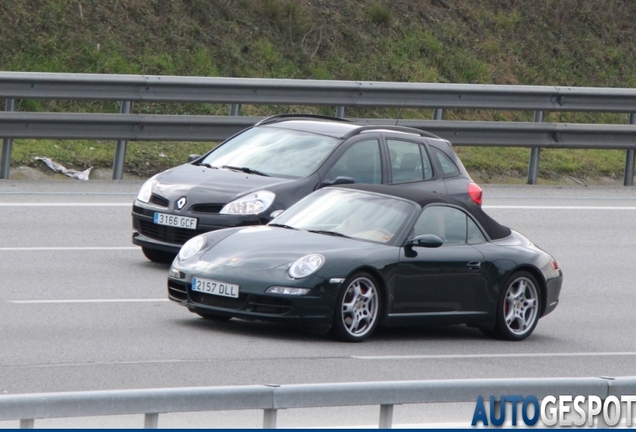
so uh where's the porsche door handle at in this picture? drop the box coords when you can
[466,261,482,270]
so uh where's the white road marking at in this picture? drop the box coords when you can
[488,195,636,200]
[0,203,131,206]
[0,192,136,195]
[484,205,636,210]
[9,299,168,304]
[353,352,636,360]
[0,247,139,251]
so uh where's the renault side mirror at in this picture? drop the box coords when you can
[319,176,355,188]
[270,209,285,219]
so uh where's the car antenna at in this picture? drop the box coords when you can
[394,107,403,126]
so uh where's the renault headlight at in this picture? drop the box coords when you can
[137,176,158,203]
[220,190,275,215]
[178,235,206,261]
[288,254,325,279]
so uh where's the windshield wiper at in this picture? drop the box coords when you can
[196,162,218,169]
[269,223,298,230]
[220,165,270,177]
[307,229,351,239]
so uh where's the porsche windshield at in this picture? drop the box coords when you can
[272,189,416,244]
[200,127,340,178]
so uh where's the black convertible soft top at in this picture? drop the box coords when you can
[333,184,512,240]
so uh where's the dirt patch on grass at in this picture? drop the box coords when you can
[7,166,145,182]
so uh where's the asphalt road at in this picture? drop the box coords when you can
[1,180,635,427]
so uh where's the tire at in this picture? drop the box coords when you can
[142,247,176,264]
[491,271,542,341]
[332,272,382,342]
[193,310,232,322]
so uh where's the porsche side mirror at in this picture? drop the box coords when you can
[319,176,355,188]
[188,154,201,163]
[407,234,444,248]
[270,209,285,219]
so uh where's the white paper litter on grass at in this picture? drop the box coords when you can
[35,157,92,181]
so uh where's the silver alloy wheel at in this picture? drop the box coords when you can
[503,276,539,336]
[341,277,379,338]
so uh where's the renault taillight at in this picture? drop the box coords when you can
[468,182,483,206]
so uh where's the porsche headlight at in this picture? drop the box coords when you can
[288,254,325,279]
[178,235,206,261]
[136,176,157,203]
[220,190,275,215]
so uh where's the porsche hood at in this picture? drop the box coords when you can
[195,226,380,271]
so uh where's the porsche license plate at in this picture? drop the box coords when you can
[192,277,239,298]
[153,212,198,230]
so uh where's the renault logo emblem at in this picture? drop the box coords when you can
[176,197,187,210]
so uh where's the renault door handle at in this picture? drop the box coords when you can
[466,261,482,270]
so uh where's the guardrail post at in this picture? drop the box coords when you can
[432,108,443,120]
[19,419,34,429]
[112,101,131,180]
[1,98,16,179]
[378,404,393,428]
[263,408,277,428]
[335,106,345,118]
[625,150,635,186]
[527,111,544,184]
[230,104,242,116]
[624,113,636,186]
[144,413,159,428]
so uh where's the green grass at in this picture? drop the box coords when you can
[11,139,215,178]
[9,138,628,183]
[3,1,636,181]
[454,147,626,181]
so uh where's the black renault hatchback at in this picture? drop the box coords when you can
[132,114,482,262]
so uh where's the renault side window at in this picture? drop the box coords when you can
[388,140,422,184]
[387,140,434,184]
[328,140,382,184]
[431,146,460,178]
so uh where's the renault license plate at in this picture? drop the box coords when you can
[153,212,198,230]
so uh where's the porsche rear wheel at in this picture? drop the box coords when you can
[142,247,175,264]
[492,271,541,341]
[332,272,381,342]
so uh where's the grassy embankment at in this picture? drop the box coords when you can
[1,1,635,182]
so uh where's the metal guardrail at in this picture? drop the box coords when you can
[1,72,636,184]
[2,72,636,111]
[1,376,634,429]
[2,113,636,148]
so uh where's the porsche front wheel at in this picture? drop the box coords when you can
[332,272,381,342]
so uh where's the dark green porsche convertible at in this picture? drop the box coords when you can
[167,184,562,342]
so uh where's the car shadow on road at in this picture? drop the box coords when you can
[171,315,558,344]
[174,315,330,342]
[137,260,172,269]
